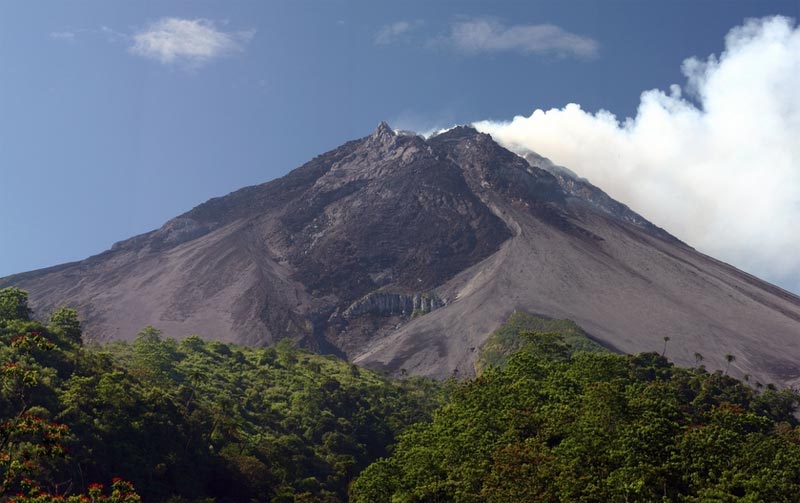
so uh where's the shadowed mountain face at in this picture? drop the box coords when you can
[4,123,800,386]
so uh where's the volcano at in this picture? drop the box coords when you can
[3,123,800,386]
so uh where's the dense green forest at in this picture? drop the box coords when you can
[0,288,441,502]
[351,332,800,502]
[4,287,800,502]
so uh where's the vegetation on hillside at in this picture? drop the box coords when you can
[474,311,607,373]
[5,287,800,502]
[352,332,800,502]
[0,288,441,502]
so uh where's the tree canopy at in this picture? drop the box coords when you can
[0,288,441,502]
[4,288,800,503]
[351,333,800,503]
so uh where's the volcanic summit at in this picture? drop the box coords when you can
[4,123,800,385]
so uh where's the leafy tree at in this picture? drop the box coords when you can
[130,325,176,385]
[10,478,141,503]
[0,288,32,322]
[48,307,82,344]
[0,313,141,502]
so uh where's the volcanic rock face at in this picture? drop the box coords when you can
[522,151,679,243]
[279,123,511,302]
[4,123,800,386]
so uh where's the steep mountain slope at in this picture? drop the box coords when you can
[3,123,800,386]
[522,150,679,243]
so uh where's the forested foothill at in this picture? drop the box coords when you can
[0,288,440,502]
[351,332,800,502]
[3,287,800,502]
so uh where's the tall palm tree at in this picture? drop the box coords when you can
[662,336,671,357]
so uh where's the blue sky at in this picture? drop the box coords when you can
[1,1,799,292]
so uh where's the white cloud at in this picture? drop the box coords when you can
[375,20,421,45]
[474,16,800,292]
[130,18,254,68]
[443,18,598,58]
[49,31,76,41]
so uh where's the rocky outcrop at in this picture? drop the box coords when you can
[150,217,210,249]
[342,292,445,320]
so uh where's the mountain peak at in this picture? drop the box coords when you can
[6,123,800,387]
[373,121,395,138]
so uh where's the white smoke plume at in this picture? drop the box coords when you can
[474,16,800,294]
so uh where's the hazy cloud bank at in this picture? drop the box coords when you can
[475,16,800,292]
[444,18,598,58]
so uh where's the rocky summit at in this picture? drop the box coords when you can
[3,123,800,385]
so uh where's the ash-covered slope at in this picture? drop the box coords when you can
[1,124,511,353]
[3,123,800,386]
[522,151,679,243]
